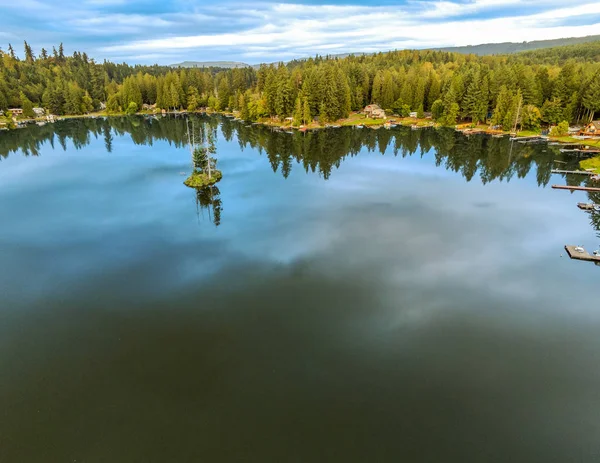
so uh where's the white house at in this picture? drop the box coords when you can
[33,107,45,117]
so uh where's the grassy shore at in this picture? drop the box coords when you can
[580,156,600,174]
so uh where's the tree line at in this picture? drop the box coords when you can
[2,40,600,129]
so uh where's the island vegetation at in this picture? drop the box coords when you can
[184,121,222,188]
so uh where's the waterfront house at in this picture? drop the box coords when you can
[33,107,45,117]
[364,104,386,119]
[9,108,23,116]
[580,121,600,137]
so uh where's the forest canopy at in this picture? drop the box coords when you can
[1,40,599,129]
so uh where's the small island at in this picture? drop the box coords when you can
[184,169,222,188]
[184,122,222,188]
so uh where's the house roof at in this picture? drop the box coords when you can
[590,121,600,130]
[365,104,382,111]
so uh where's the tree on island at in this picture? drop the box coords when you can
[185,120,222,188]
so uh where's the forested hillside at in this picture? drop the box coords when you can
[1,40,600,131]
[435,35,600,56]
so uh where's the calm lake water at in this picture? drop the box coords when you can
[1,115,599,462]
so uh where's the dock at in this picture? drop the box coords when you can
[564,245,600,263]
[559,148,600,155]
[552,185,600,192]
[551,169,594,176]
[510,135,546,142]
[577,203,600,211]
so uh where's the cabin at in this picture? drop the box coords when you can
[99,102,107,110]
[9,108,23,116]
[364,104,386,119]
[33,107,45,117]
[409,111,418,118]
[142,103,156,111]
[580,121,600,137]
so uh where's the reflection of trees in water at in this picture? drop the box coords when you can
[587,191,600,239]
[4,114,594,233]
[195,185,222,227]
[0,115,556,189]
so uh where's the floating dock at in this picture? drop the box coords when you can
[552,185,600,192]
[510,135,546,142]
[577,203,600,211]
[559,148,600,155]
[551,169,594,175]
[564,245,600,263]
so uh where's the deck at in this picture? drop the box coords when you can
[551,169,594,176]
[565,245,600,263]
[552,185,600,192]
[577,203,600,211]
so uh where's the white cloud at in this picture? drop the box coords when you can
[100,0,600,62]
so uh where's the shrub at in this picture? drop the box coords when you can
[550,121,569,137]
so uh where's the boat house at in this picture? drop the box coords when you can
[364,104,386,119]
[580,121,600,137]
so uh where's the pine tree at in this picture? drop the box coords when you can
[303,97,312,125]
[20,92,34,118]
[371,71,383,104]
[582,74,600,121]
[292,96,303,126]
[24,41,34,63]
[82,91,94,113]
[381,71,394,109]
[431,99,444,121]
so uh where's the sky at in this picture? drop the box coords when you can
[0,0,599,65]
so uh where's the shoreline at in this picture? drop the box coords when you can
[3,108,599,146]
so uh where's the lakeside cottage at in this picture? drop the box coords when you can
[33,107,45,117]
[364,104,386,119]
[142,103,156,111]
[580,121,600,137]
[9,108,23,116]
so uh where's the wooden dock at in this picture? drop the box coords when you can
[565,245,600,263]
[560,148,600,155]
[551,169,594,175]
[577,202,600,211]
[552,185,600,192]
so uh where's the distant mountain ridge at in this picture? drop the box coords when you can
[170,35,600,68]
[170,61,250,69]
[432,35,600,55]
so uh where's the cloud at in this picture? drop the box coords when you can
[1,0,599,63]
[100,1,600,60]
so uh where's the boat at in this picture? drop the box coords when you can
[355,125,364,129]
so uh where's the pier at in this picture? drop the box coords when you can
[577,203,600,211]
[564,245,600,263]
[559,148,600,155]
[552,185,600,192]
[551,169,594,176]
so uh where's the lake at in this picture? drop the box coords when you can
[1,115,599,462]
